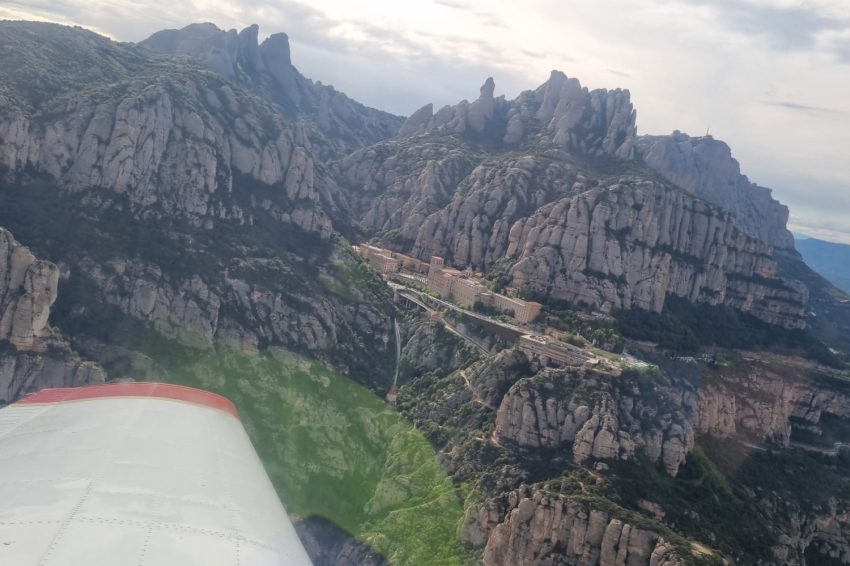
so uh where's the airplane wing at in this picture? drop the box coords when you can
[0,383,314,565]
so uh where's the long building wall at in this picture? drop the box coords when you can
[425,256,542,323]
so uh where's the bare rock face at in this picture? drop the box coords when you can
[637,132,795,250]
[493,367,693,476]
[342,125,806,329]
[463,488,684,566]
[77,252,391,375]
[337,141,477,238]
[504,180,806,328]
[0,23,396,383]
[488,353,850,477]
[467,349,533,409]
[690,363,850,446]
[398,103,434,138]
[0,228,104,405]
[532,71,637,159]
[0,83,332,239]
[0,229,58,351]
[401,319,480,376]
[403,167,805,328]
[141,23,242,80]
[141,23,404,156]
[397,74,636,159]
[770,500,850,565]
[0,353,104,406]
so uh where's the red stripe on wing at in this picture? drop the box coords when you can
[16,382,239,419]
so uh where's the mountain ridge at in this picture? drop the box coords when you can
[796,236,850,294]
[0,19,849,566]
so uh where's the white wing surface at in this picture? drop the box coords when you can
[0,383,314,566]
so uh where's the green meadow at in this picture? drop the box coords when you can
[147,346,464,566]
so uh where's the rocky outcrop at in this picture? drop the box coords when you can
[771,501,850,565]
[0,228,58,351]
[0,352,104,406]
[688,363,850,446]
[467,349,533,409]
[493,367,693,476]
[401,319,479,377]
[0,80,331,237]
[141,23,404,156]
[531,71,637,159]
[410,172,806,328]
[488,354,850,476]
[77,251,392,375]
[0,22,397,382]
[344,125,805,329]
[461,488,684,566]
[0,228,104,404]
[637,132,794,250]
[505,180,806,327]
[398,74,636,159]
[338,141,477,237]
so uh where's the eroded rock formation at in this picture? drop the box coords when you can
[485,354,850,476]
[398,74,637,159]
[141,23,404,156]
[492,365,693,476]
[0,228,104,405]
[638,132,795,250]
[460,488,684,566]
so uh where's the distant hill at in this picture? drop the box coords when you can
[796,236,850,293]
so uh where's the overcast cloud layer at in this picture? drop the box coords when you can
[1,0,848,242]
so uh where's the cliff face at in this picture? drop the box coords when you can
[0,228,104,405]
[461,488,684,566]
[140,23,404,158]
[689,363,850,445]
[504,180,807,328]
[339,76,807,329]
[401,318,481,377]
[399,73,637,159]
[0,73,331,237]
[493,366,693,476]
[487,356,850,476]
[0,228,58,351]
[340,134,806,327]
[637,132,795,250]
[0,21,395,386]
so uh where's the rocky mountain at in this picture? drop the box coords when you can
[1,18,850,566]
[637,132,795,250]
[397,316,850,565]
[398,71,637,158]
[470,488,685,566]
[339,78,806,329]
[140,22,404,159]
[0,227,103,404]
[0,21,395,396]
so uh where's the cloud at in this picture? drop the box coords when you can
[608,69,631,78]
[763,100,842,114]
[676,0,849,51]
[430,0,506,28]
[788,222,850,245]
[835,38,850,63]
[432,0,470,10]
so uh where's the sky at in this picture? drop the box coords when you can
[1,0,848,243]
